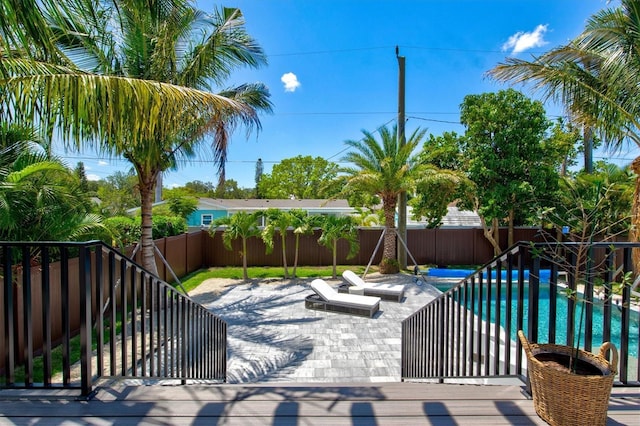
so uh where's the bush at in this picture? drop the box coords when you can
[143,215,187,239]
[104,216,140,247]
[105,215,187,247]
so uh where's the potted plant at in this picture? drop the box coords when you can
[522,174,631,425]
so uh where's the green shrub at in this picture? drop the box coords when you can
[104,216,140,247]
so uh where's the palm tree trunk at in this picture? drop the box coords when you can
[242,237,249,281]
[381,196,398,273]
[332,239,337,279]
[139,172,158,276]
[281,234,289,279]
[293,234,300,278]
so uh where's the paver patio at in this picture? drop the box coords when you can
[189,273,441,384]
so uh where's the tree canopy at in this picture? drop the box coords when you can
[258,156,341,199]
[460,89,559,253]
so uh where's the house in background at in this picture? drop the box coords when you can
[407,205,482,228]
[188,198,354,230]
[188,198,481,231]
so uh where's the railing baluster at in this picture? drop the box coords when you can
[79,245,92,396]
[108,251,117,377]
[41,247,51,386]
[130,267,137,377]
[120,257,128,376]
[61,247,70,386]
[493,260,502,375]
[95,247,104,378]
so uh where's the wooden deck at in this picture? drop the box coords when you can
[0,382,638,425]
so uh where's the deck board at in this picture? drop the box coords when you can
[0,383,637,425]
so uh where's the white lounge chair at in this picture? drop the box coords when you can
[342,270,406,302]
[305,279,380,318]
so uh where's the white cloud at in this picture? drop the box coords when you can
[281,72,301,92]
[87,174,100,181]
[502,24,548,54]
[98,160,108,166]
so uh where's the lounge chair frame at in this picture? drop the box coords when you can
[305,279,380,318]
[342,270,405,302]
[305,294,379,317]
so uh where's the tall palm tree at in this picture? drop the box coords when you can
[488,0,640,245]
[341,124,427,273]
[2,1,272,274]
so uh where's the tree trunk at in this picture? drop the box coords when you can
[480,215,502,256]
[138,171,158,276]
[281,234,289,279]
[380,195,399,274]
[242,236,249,281]
[332,239,337,279]
[508,208,515,248]
[293,234,300,278]
[630,156,640,271]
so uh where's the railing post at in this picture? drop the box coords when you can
[528,255,540,343]
[2,245,15,386]
[21,246,33,387]
[79,245,93,397]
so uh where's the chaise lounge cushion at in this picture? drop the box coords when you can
[342,270,406,301]
[308,279,381,316]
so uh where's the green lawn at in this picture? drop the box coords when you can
[179,265,370,292]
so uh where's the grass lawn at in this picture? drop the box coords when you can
[179,265,371,292]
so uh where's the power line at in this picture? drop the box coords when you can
[326,117,397,161]
[406,115,462,125]
[267,44,549,58]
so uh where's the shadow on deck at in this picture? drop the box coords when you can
[1,382,638,425]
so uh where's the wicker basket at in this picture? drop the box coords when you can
[518,331,618,426]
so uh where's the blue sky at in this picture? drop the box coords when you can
[62,0,636,189]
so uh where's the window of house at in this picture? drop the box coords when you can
[201,214,213,226]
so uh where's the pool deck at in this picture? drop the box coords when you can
[188,273,440,383]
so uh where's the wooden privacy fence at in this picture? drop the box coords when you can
[148,228,543,281]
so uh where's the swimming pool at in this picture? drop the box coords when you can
[432,278,639,358]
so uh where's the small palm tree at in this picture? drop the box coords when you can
[0,122,110,242]
[261,208,292,278]
[342,124,426,273]
[318,215,359,279]
[210,212,262,281]
[290,209,321,278]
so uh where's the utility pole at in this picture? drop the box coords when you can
[396,46,407,270]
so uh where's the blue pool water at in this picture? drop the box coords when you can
[430,270,639,358]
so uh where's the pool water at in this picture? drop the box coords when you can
[433,281,640,358]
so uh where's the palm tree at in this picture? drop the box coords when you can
[289,209,320,278]
[341,124,427,273]
[210,211,262,281]
[261,208,292,279]
[317,215,359,279]
[0,122,110,242]
[488,0,640,245]
[1,1,271,274]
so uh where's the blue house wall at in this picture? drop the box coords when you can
[186,209,227,228]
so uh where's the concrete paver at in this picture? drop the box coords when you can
[190,274,440,384]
